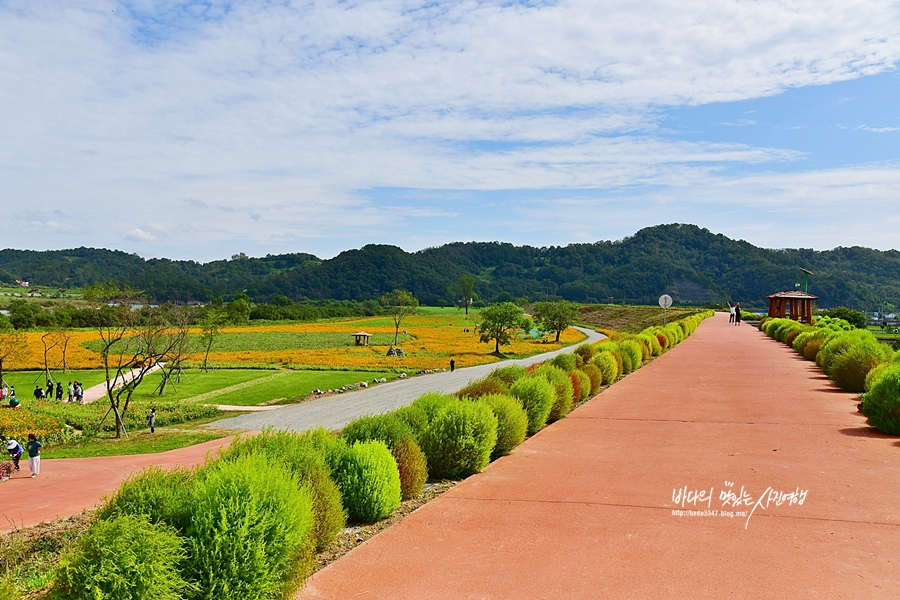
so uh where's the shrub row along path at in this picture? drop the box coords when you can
[0,327,600,533]
[212,326,604,432]
[297,313,900,600]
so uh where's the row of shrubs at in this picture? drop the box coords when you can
[43,313,714,600]
[759,315,900,435]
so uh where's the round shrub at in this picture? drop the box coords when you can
[476,393,527,459]
[534,364,574,421]
[581,363,603,395]
[803,332,834,362]
[488,365,527,386]
[620,340,644,370]
[570,369,591,402]
[53,515,190,600]
[829,341,893,392]
[550,353,577,372]
[592,351,619,385]
[422,401,497,480]
[792,330,818,355]
[411,391,457,422]
[861,363,900,435]
[222,429,346,553]
[573,343,597,363]
[187,455,315,600]
[98,466,194,532]
[341,414,427,503]
[665,324,684,344]
[342,413,414,447]
[638,332,663,356]
[509,375,556,434]
[817,331,882,374]
[391,436,428,500]
[390,405,429,444]
[331,441,401,523]
[456,377,509,400]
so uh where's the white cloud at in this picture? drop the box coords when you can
[1,0,900,258]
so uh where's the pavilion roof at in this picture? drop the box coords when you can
[352,331,372,336]
[764,290,819,300]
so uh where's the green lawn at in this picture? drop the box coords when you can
[210,369,397,406]
[1,369,109,398]
[42,428,229,459]
[128,368,278,402]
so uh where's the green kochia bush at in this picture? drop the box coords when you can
[549,353,577,372]
[861,363,900,435]
[573,343,597,363]
[509,375,556,434]
[533,364,574,422]
[619,340,644,371]
[455,377,509,399]
[97,466,195,533]
[829,340,894,392]
[221,429,346,553]
[331,441,401,523]
[186,455,315,600]
[488,365,527,386]
[411,391,457,422]
[422,401,498,480]
[581,363,603,395]
[592,351,619,385]
[341,413,427,502]
[475,393,528,459]
[53,514,191,600]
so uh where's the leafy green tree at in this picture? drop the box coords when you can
[822,306,866,329]
[479,302,527,353]
[225,293,251,324]
[533,300,579,342]
[457,273,477,315]
[381,289,419,346]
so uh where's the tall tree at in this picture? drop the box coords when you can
[84,284,183,438]
[199,307,226,373]
[457,273,477,315]
[533,300,580,342]
[381,289,419,347]
[479,302,527,353]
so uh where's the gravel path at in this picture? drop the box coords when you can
[212,326,603,433]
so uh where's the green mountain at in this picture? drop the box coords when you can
[1,224,897,309]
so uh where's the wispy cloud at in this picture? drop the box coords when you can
[1,0,900,258]
[857,124,900,133]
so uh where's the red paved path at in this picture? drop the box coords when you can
[298,313,900,599]
[0,437,232,532]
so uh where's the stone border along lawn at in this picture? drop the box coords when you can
[2,313,712,599]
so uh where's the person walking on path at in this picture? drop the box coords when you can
[55,381,63,400]
[727,302,735,324]
[67,381,74,403]
[46,380,53,400]
[1,437,23,472]
[26,434,42,478]
[146,408,156,433]
[450,358,455,372]
[734,303,742,326]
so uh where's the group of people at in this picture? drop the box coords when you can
[1,434,42,478]
[727,302,743,326]
[32,380,84,403]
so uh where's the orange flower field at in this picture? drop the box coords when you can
[6,313,587,372]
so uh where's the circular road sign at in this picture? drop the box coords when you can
[658,294,673,309]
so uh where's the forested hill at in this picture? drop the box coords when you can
[2,224,898,309]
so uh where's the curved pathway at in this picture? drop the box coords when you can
[298,313,900,599]
[212,326,603,433]
[0,327,599,533]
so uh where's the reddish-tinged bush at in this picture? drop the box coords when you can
[456,377,509,400]
[581,363,603,395]
[391,436,427,500]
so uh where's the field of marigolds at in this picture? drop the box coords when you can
[8,309,586,373]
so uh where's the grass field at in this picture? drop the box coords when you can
[208,369,398,406]
[1,369,109,399]
[42,427,228,459]
[578,304,706,333]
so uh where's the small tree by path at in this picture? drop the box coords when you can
[381,289,419,347]
[40,330,60,384]
[479,302,527,353]
[154,305,196,396]
[533,300,579,342]
[457,274,477,316]
[199,307,226,373]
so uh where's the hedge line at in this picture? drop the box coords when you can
[759,315,900,435]
[45,311,713,599]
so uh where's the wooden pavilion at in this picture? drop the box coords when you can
[764,290,818,324]
[352,332,372,346]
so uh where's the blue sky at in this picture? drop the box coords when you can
[1,0,899,261]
